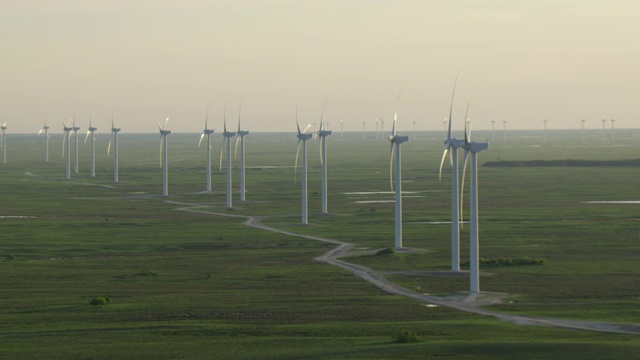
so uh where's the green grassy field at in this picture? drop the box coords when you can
[1,129,639,359]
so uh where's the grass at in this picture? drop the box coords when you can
[1,129,639,358]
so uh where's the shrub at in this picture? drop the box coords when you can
[395,330,419,343]
[89,297,110,306]
[376,248,395,256]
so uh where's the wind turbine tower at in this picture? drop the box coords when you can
[295,112,313,224]
[316,99,332,214]
[72,121,80,174]
[1,123,7,164]
[220,108,236,208]
[502,120,507,142]
[388,93,408,250]
[236,107,249,201]
[108,119,120,183]
[462,120,489,293]
[38,121,50,162]
[85,119,98,177]
[611,119,616,145]
[158,118,171,196]
[62,120,73,179]
[199,105,215,192]
[491,119,496,141]
[412,121,417,140]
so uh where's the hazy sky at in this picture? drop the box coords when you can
[2,0,638,134]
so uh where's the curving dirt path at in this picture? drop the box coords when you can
[168,201,640,335]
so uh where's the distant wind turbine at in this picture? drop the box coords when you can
[543,119,548,143]
[340,120,344,140]
[461,116,489,294]
[199,103,215,192]
[85,117,98,177]
[362,121,366,139]
[491,119,496,142]
[601,118,606,143]
[219,105,236,208]
[375,118,379,139]
[38,120,50,162]
[388,91,408,250]
[316,97,332,214]
[108,116,121,183]
[235,104,249,201]
[295,108,313,224]
[581,119,586,144]
[62,120,73,179]
[1,122,7,164]
[611,119,616,145]
[158,117,171,196]
[502,120,507,142]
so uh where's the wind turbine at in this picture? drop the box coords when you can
[362,121,366,139]
[199,104,215,192]
[158,117,171,196]
[581,119,586,144]
[62,120,73,179]
[388,91,408,250]
[108,117,121,183]
[316,97,332,214]
[601,118,607,143]
[219,105,236,208]
[543,119,548,143]
[439,76,465,271]
[235,104,249,201]
[72,120,80,174]
[461,116,489,294]
[295,108,313,224]
[1,122,7,164]
[375,118,379,139]
[491,119,496,141]
[502,120,507,142]
[412,121,417,140]
[38,120,50,162]
[340,120,344,140]
[85,117,98,177]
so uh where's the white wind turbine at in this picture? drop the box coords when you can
[235,104,249,201]
[219,105,236,208]
[85,117,98,177]
[38,120,51,162]
[72,120,80,174]
[108,117,121,183]
[461,115,489,294]
[198,104,215,192]
[295,108,313,224]
[316,97,332,214]
[1,122,7,164]
[388,92,408,250]
[62,120,73,179]
[439,76,465,271]
[158,117,171,196]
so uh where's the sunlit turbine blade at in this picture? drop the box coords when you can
[38,129,43,135]
[107,137,112,156]
[62,132,67,157]
[84,130,90,144]
[460,150,469,228]
[319,94,328,129]
[296,106,301,135]
[219,137,226,171]
[163,117,169,130]
[389,144,395,192]
[198,133,205,148]
[303,123,312,134]
[439,148,449,182]
[319,140,324,166]
[448,72,459,141]
[464,101,471,142]
[234,136,240,160]
[159,136,164,168]
[205,101,210,130]
[294,139,301,183]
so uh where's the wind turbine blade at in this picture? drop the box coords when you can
[303,123,312,134]
[392,89,402,137]
[319,94,328,129]
[439,148,449,183]
[223,103,227,133]
[460,150,469,228]
[164,117,169,130]
[198,133,205,148]
[294,140,301,183]
[157,122,162,131]
[84,130,90,144]
[234,136,240,160]
[464,101,471,142]
[319,139,324,166]
[205,101,210,130]
[107,137,112,156]
[389,143,395,192]
[237,98,242,132]
[296,106,301,135]
[38,128,43,135]
[447,72,460,142]
[62,132,67,157]
[219,138,226,171]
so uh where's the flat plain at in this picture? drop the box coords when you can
[1,128,639,359]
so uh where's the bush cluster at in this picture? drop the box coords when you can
[376,248,395,256]
[395,330,419,343]
[89,297,110,306]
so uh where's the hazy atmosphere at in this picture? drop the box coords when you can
[2,0,638,133]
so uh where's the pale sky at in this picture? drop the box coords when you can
[1,0,638,134]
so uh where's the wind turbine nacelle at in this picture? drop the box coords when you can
[160,130,171,135]
[204,129,215,135]
[391,135,409,144]
[450,138,466,149]
[237,130,249,136]
[318,130,332,137]
[73,127,81,131]
[298,133,313,141]
[223,131,236,137]
[88,127,98,132]
[469,142,489,153]
[112,128,121,133]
